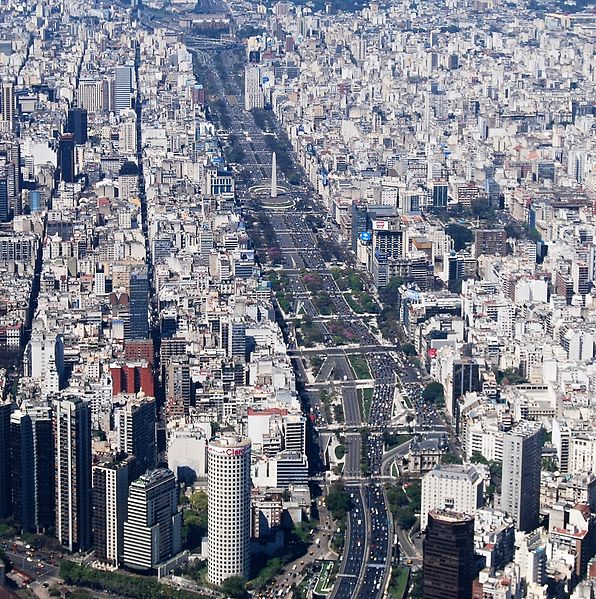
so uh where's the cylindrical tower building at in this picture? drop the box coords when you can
[207,434,251,585]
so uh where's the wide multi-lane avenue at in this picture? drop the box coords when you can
[142,4,448,595]
[193,47,396,596]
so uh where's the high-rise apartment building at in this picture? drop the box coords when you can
[0,80,15,127]
[451,358,481,433]
[501,421,542,532]
[27,330,65,387]
[572,260,590,296]
[421,464,483,530]
[54,397,92,552]
[351,202,368,251]
[474,229,507,258]
[0,137,21,215]
[114,66,133,114]
[372,220,404,259]
[128,268,149,340]
[122,468,181,571]
[274,451,309,487]
[66,107,88,145]
[569,435,596,475]
[244,65,264,111]
[165,358,191,418]
[118,110,137,155]
[118,160,139,201]
[116,395,156,481]
[228,321,246,360]
[77,79,104,113]
[423,510,475,599]
[93,456,133,566]
[207,434,251,585]
[283,413,306,455]
[447,251,478,287]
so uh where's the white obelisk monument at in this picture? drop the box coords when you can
[271,152,277,198]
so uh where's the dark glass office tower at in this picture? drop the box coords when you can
[66,107,88,145]
[0,170,9,222]
[423,510,475,599]
[54,398,92,552]
[351,201,368,251]
[10,410,35,532]
[58,134,75,183]
[431,180,448,207]
[451,358,481,434]
[129,269,149,340]
[1,404,53,533]
[0,401,12,518]
[29,190,42,212]
[30,406,55,533]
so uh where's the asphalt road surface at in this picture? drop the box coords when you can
[359,484,392,598]
[330,484,391,599]
[343,433,362,479]
[330,486,366,599]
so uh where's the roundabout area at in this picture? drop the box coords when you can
[250,181,295,210]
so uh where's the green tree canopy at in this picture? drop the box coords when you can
[190,490,207,511]
[220,576,248,598]
[402,343,417,356]
[59,560,207,599]
[441,452,463,465]
[423,382,444,403]
[470,451,489,465]
[325,482,354,520]
[446,223,474,251]
[335,445,347,460]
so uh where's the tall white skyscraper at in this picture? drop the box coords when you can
[283,413,306,454]
[114,65,133,114]
[28,329,65,384]
[118,109,137,155]
[207,434,251,585]
[501,421,542,532]
[122,468,181,570]
[421,463,483,530]
[77,79,104,113]
[244,65,264,111]
[92,456,132,566]
[1,80,15,127]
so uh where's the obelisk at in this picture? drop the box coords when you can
[270,152,277,198]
